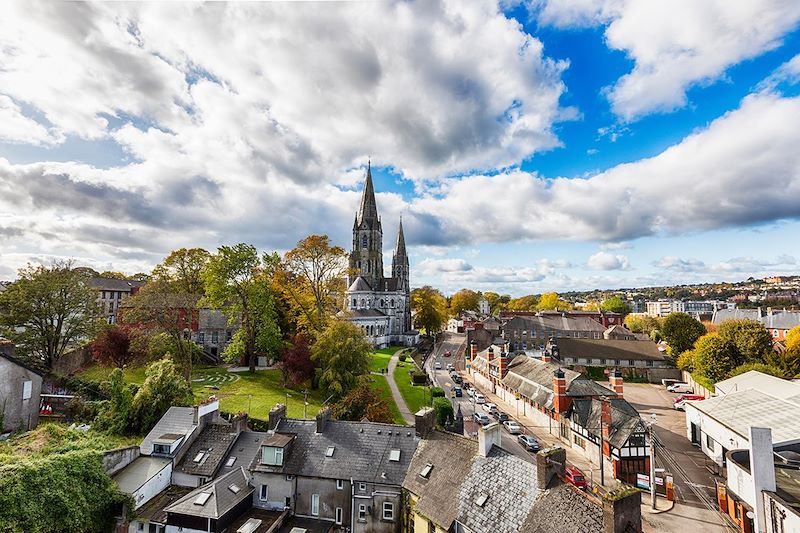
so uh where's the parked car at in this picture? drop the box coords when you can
[493,412,509,423]
[453,375,463,385]
[466,388,475,397]
[473,412,491,425]
[462,381,471,390]
[446,363,454,371]
[564,466,587,489]
[674,394,705,403]
[474,393,486,404]
[435,362,442,370]
[444,351,452,357]
[482,402,498,414]
[667,383,693,393]
[453,386,463,397]
[518,434,540,452]
[503,421,522,434]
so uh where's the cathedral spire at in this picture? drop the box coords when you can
[394,216,407,259]
[356,160,379,227]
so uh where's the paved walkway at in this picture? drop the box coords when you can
[386,349,416,425]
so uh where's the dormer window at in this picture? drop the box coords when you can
[261,446,285,466]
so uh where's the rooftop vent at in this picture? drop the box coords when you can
[475,492,489,507]
[419,463,433,478]
[377,429,382,434]
[194,492,212,506]
[228,483,241,494]
[326,446,335,458]
[389,449,401,462]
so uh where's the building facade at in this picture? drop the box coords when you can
[0,338,43,432]
[89,277,144,324]
[344,164,416,348]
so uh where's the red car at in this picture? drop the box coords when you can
[564,466,587,490]
[673,394,705,403]
[444,351,452,357]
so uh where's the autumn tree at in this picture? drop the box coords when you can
[716,319,773,363]
[536,292,571,311]
[202,244,282,372]
[90,324,141,368]
[281,334,315,387]
[507,295,539,311]
[311,320,371,401]
[151,247,210,295]
[600,296,632,316]
[450,289,480,317]
[0,261,102,369]
[624,315,661,337]
[131,358,194,434]
[280,235,348,333]
[787,325,800,351]
[482,292,502,314]
[661,312,706,355]
[693,334,745,382]
[411,286,447,334]
[331,379,394,424]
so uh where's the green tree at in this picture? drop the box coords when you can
[693,334,744,382]
[728,362,787,379]
[483,292,502,314]
[450,289,481,317]
[676,350,696,372]
[410,286,447,334]
[600,296,632,316]
[151,247,210,295]
[536,292,571,311]
[716,319,773,363]
[0,261,102,369]
[433,396,454,427]
[507,295,539,311]
[131,358,194,434]
[202,244,282,372]
[624,315,661,337]
[661,312,706,355]
[94,368,137,435]
[311,320,371,401]
[331,379,394,424]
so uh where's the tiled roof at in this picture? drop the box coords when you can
[570,398,644,449]
[520,484,604,533]
[140,406,196,455]
[174,423,239,477]
[219,430,269,478]
[255,419,419,485]
[89,277,145,291]
[165,467,253,519]
[554,338,668,362]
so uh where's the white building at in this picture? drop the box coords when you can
[478,295,490,316]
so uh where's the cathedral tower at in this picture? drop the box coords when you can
[349,162,383,289]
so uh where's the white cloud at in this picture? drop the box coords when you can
[653,254,797,274]
[587,251,631,270]
[0,96,62,145]
[759,53,800,91]
[533,0,800,120]
[652,256,707,273]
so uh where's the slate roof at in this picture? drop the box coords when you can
[134,485,193,524]
[0,338,44,376]
[114,456,172,494]
[403,431,605,533]
[762,312,800,330]
[255,419,419,485]
[378,277,402,291]
[347,308,387,318]
[348,276,372,292]
[165,467,253,519]
[711,308,762,324]
[174,423,239,477]
[89,277,145,292]
[140,406,197,455]
[553,338,668,362]
[570,398,644,449]
[219,430,269,478]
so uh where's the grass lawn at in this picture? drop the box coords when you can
[369,346,403,373]
[393,359,431,415]
[367,375,406,425]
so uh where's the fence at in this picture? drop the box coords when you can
[681,370,715,398]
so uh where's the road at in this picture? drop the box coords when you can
[425,332,534,462]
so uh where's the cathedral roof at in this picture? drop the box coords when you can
[349,309,388,318]
[348,276,373,292]
[356,161,380,228]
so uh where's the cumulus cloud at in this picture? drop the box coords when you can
[532,0,800,120]
[587,251,631,270]
[653,254,797,274]
[652,256,707,273]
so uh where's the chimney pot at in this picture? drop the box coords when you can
[316,407,331,433]
[478,422,502,457]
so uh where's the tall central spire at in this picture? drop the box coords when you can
[356,160,379,227]
[394,216,407,258]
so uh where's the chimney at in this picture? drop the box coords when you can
[749,427,777,533]
[602,486,642,533]
[610,369,624,396]
[315,407,331,433]
[499,348,509,379]
[600,398,613,458]
[536,446,566,489]
[478,422,502,457]
[231,413,249,434]
[552,369,571,412]
[268,403,287,430]
[469,340,477,361]
[541,350,552,363]
[415,407,436,438]
[487,346,495,362]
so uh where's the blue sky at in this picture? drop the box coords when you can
[1,1,800,296]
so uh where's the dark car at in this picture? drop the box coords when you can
[453,375,463,384]
[453,386,463,397]
[462,382,472,390]
[518,434,540,452]
[493,412,509,423]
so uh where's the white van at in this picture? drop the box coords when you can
[667,383,693,393]
[474,393,486,404]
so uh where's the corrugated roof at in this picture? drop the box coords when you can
[715,370,800,399]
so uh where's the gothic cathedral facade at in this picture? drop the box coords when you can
[343,164,417,348]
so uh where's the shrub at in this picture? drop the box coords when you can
[676,350,696,372]
[411,371,428,385]
[432,397,454,427]
[430,387,445,398]
[331,381,394,424]
[693,334,744,383]
[398,353,407,362]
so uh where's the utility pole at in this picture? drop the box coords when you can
[599,415,605,487]
[650,425,657,509]
[303,390,309,420]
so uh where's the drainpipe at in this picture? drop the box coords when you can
[351,477,355,532]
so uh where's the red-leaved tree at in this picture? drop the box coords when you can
[90,324,140,368]
[281,333,315,386]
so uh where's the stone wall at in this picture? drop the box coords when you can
[51,346,92,376]
[102,445,140,476]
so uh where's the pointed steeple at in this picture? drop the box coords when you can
[394,216,407,259]
[356,160,379,227]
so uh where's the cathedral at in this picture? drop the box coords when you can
[343,164,418,348]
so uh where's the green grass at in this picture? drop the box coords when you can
[393,360,431,415]
[369,346,403,373]
[78,363,149,384]
[367,375,406,425]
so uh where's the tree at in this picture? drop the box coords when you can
[483,292,502,314]
[281,334,315,387]
[433,396,454,427]
[676,350,696,372]
[785,325,800,351]
[716,319,773,363]
[507,295,539,311]
[90,324,141,368]
[202,244,282,372]
[728,362,787,379]
[151,248,210,295]
[624,315,661,336]
[131,358,194,434]
[449,289,480,317]
[600,296,632,316]
[331,380,394,424]
[94,368,137,435]
[410,286,447,334]
[0,261,102,369]
[661,312,706,355]
[281,235,348,332]
[536,292,571,311]
[311,320,371,401]
[693,334,744,382]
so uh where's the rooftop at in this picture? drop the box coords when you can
[174,423,239,478]
[140,406,197,455]
[715,370,800,399]
[552,337,667,362]
[134,485,193,524]
[219,430,269,477]
[165,467,253,519]
[114,456,172,496]
[89,277,145,291]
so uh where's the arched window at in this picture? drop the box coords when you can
[362,235,368,249]
[390,299,395,308]
[352,298,357,308]
[380,299,384,307]
[360,299,365,307]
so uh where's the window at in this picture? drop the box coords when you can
[359,482,366,492]
[198,332,205,343]
[646,360,654,367]
[353,298,357,308]
[225,456,236,467]
[358,504,367,522]
[261,446,284,466]
[389,449,401,462]
[193,492,212,506]
[628,359,635,366]
[419,463,433,478]
[326,446,335,457]
[260,484,268,501]
[336,479,344,490]
[193,451,206,463]
[615,360,621,366]
[226,330,232,342]
[335,507,343,525]
[628,434,646,447]
[362,235,368,249]
[228,483,241,494]
[390,299,395,308]
[311,494,320,516]
[382,502,394,521]
[211,331,218,344]
[706,434,715,452]
[153,443,170,455]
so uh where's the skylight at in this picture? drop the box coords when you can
[419,463,433,478]
[475,492,489,507]
[228,483,241,494]
[389,449,401,462]
[225,456,237,467]
[193,451,206,463]
[326,446,335,457]
[194,492,212,506]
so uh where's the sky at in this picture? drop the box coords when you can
[1,0,800,296]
